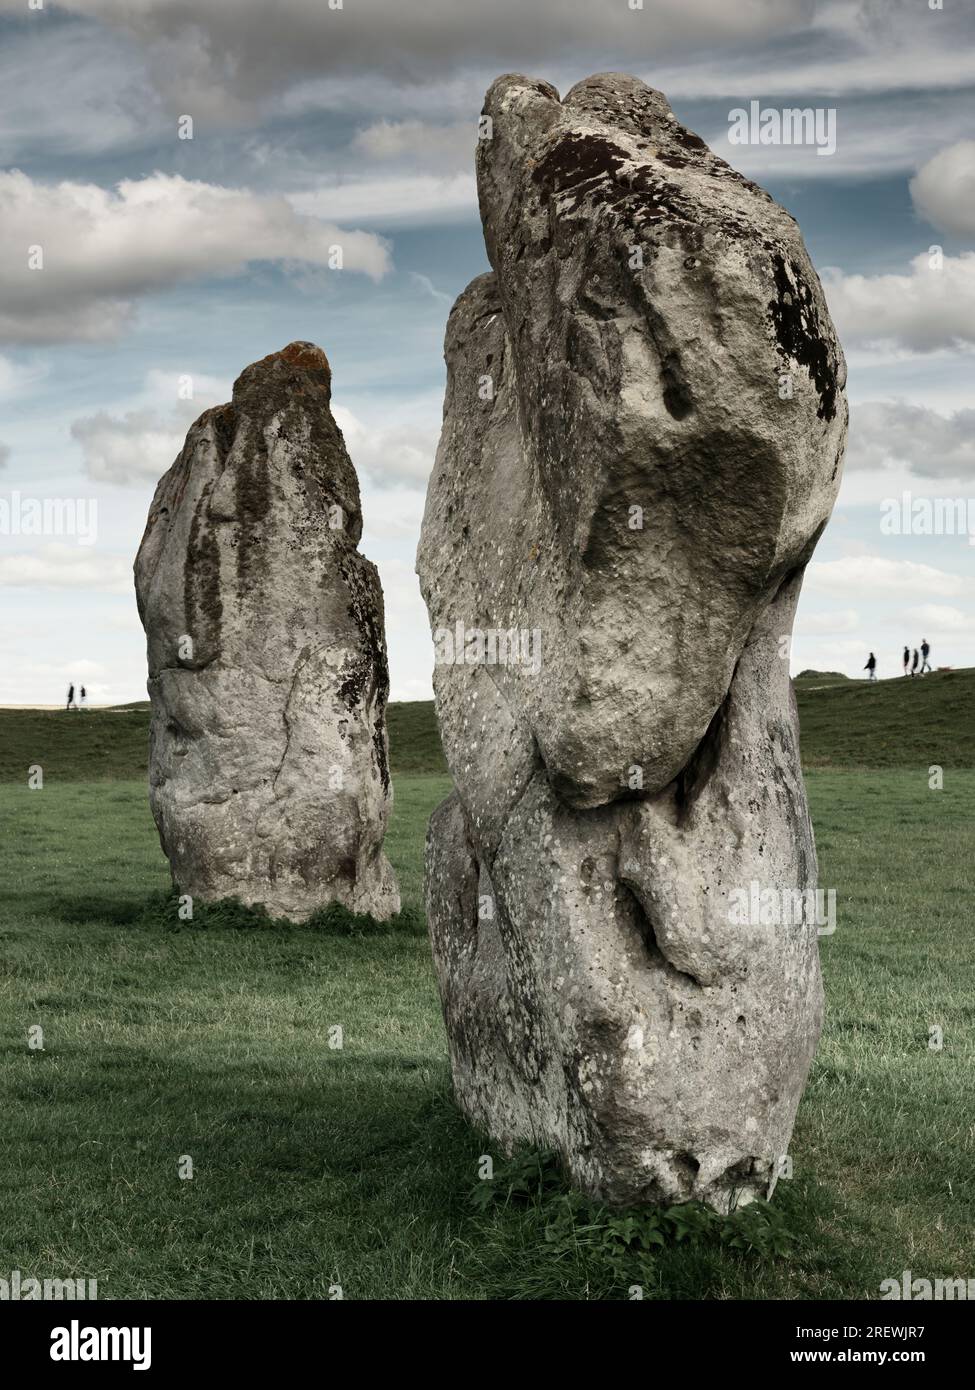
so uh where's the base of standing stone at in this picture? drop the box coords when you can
[425,585,823,1211]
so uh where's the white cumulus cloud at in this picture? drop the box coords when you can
[903,604,975,634]
[796,608,860,634]
[71,368,233,485]
[822,252,975,354]
[847,400,975,478]
[911,140,975,236]
[71,406,198,485]
[333,405,439,490]
[0,169,390,344]
[352,120,475,172]
[807,556,971,600]
[0,544,132,593]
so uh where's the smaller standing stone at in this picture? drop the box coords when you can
[135,342,399,922]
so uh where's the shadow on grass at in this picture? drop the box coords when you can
[50,894,151,927]
[46,889,429,938]
[136,890,428,937]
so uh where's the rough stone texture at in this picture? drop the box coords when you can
[417,74,847,1209]
[135,342,399,922]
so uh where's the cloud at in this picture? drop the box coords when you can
[409,272,453,307]
[360,487,427,541]
[142,368,232,406]
[708,93,975,180]
[288,173,476,225]
[0,656,112,707]
[71,406,197,485]
[0,17,157,164]
[352,120,474,172]
[911,140,975,236]
[903,604,975,634]
[0,169,390,344]
[0,544,132,593]
[822,252,975,354]
[333,405,439,489]
[45,0,805,117]
[807,556,971,600]
[300,120,481,226]
[71,392,440,490]
[70,367,232,485]
[796,608,859,634]
[0,354,49,397]
[653,0,975,100]
[847,400,975,478]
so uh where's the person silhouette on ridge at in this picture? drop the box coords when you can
[903,645,910,676]
[911,648,919,677]
[864,652,877,681]
[920,639,931,674]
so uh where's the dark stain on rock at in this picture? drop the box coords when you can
[337,555,391,794]
[675,694,729,825]
[184,486,223,663]
[673,128,709,153]
[207,402,236,457]
[769,253,838,422]
[233,429,273,593]
[532,132,627,207]
[660,352,694,420]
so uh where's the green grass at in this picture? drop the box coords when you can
[386,700,449,776]
[795,666,975,769]
[1,687,973,1298]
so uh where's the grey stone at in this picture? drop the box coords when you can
[135,342,399,922]
[417,74,846,1209]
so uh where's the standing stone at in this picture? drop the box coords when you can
[417,75,847,1210]
[136,342,399,922]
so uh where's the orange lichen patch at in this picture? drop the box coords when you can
[279,341,330,374]
[244,342,332,394]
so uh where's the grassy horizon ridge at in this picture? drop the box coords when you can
[1,666,972,784]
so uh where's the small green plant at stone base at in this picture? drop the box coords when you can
[469,1148,566,1211]
[307,900,426,937]
[470,1148,795,1289]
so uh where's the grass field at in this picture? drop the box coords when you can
[1,673,973,1299]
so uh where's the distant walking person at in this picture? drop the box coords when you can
[66,683,75,711]
[920,639,932,674]
[903,645,910,676]
[864,652,877,681]
[79,685,88,711]
[911,648,919,677]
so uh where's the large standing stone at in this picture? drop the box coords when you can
[136,342,399,922]
[417,75,847,1209]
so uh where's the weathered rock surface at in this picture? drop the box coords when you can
[417,75,847,1209]
[136,342,399,922]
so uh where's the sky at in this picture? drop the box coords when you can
[1,0,973,704]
